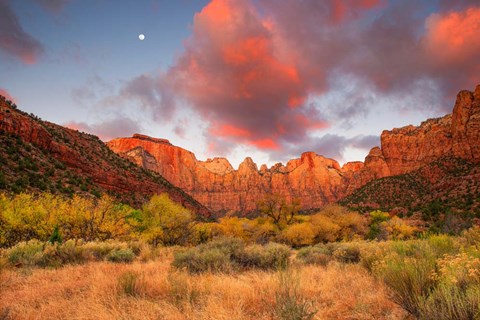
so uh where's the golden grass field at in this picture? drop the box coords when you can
[0,249,410,320]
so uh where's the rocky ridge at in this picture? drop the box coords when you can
[108,85,480,214]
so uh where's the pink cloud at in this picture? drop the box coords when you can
[0,0,44,64]
[165,0,329,151]
[424,7,480,65]
[0,88,15,102]
[64,117,142,141]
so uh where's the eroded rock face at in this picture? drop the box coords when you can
[108,86,480,214]
[381,85,480,175]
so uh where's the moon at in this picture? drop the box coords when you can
[138,34,145,41]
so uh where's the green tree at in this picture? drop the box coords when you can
[367,210,390,240]
[136,193,195,246]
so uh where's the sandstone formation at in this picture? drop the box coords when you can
[108,85,480,214]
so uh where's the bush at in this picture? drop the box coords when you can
[172,238,291,273]
[3,240,140,268]
[173,247,232,273]
[6,240,45,267]
[274,269,317,320]
[106,248,135,263]
[281,223,316,247]
[328,242,361,264]
[296,245,331,266]
[375,254,436,317]
[235,242,290,270]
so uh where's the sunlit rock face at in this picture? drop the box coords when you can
[108,86,480,214]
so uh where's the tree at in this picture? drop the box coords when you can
[136,193,195,246]
[257,194,300,228]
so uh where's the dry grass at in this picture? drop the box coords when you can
[0,249,409,320]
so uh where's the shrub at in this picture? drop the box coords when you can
[172,238,290,273]
[328,242,361,264]
[374,253,436,317]
[235,242,290,270]
[296,245,332,266]
[6,240,45,267]
[274,269,317,320]
[106,248,135,263]
[173,247,232,273]
[82,240,130,260]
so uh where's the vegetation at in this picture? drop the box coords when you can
[172,237,290,273]
[1,189,479,319]
[297,230,480,319]
[341,157,480,229]
[0,246,406,320]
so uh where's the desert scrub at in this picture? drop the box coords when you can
[235,242,290,270]
[419,252,480,319]
[296,244,332,266]
[172,237,242,273]
[106,248,135,263]
[172,237,290,273]
[274,268,317,320]
[6,240,45,267]
[2,240,142,268]
[328,242,361,263]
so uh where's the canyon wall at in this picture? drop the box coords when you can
[108,85,480,213]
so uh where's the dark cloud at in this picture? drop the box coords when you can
[108,74,176,121]
[32,0,70,13]
[0,0,44,64]
[64,117,142,141]
[271,134,380,162]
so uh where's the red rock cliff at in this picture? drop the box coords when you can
[108,85,480,213]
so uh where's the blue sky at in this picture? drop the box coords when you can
[1,0,479,168]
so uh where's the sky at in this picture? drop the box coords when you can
[1,0,480,169]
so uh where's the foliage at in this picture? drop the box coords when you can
[0,193,135,247]
[106,248,135,263]
[281,223,316,247]
[48,225,62,244]
[135,194,195,246]
[310,205,368,242]
[172,237,290,273]
[297,244,331,266]
[3,239,141,268]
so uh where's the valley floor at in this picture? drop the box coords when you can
[0,250,409,320]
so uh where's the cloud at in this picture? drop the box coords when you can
[103,74,176,122]
[271,134,380,162]
[0,0,44,64]
[32,0,70,13]
[0,88,15,102]
[164,0,329,152]
[423,7,480,94]
[109,0,480,162]
[64,117,142,141]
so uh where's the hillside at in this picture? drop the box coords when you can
[0,96,210,217]
[340,157,480,220]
